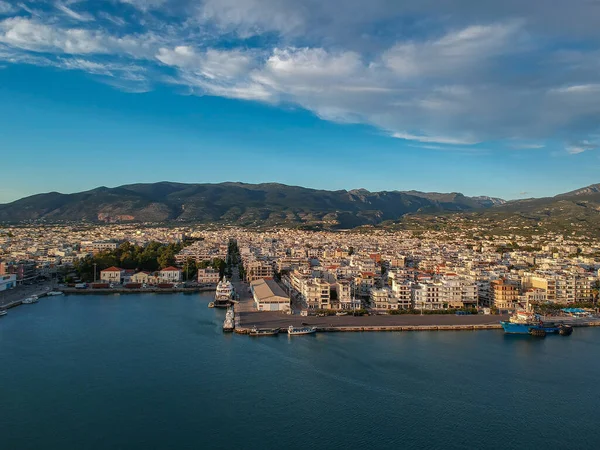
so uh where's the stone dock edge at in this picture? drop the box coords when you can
[234,321,600,334]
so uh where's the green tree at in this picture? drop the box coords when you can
[182,258,197,281]
[157,248,176,269]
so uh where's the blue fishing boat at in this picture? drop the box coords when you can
[501,311,573,336]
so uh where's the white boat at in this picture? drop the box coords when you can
[214,278,235,307]
[0,310,7,317]
[47,291,64,296]
[22,296,39,304]
[288,325,317,335]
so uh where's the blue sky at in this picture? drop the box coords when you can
[1,0,600,203]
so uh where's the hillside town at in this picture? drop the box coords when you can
[1,224,599,313]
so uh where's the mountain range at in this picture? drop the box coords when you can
[0,182,598,232]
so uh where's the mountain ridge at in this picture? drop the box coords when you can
[0,181,505,227]
[0,182,598,231]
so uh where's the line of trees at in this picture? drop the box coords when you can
[74,241,185,281]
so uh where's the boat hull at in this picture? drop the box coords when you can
[288,326,317,335]
[249,329,279,336]
[501,321,564,335]
[500,321,534,334]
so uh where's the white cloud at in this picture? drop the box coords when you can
[0,17,106,53]
[566,141,597,155]
[118,0,168,12]
[0,1,16,15]
[55,3,95,22]
[1,1,600,150]
[156,46,254,78]
[0,17,161,57]
[551,84,600,94]
[199,0,307,37]
[393,132,479,145]
[510,143,545,149]
[98,12,126,27]
[382,22,523,78]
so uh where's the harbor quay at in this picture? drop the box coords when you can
[234,309,510,333]
[0,280,53,309]
[231,278,509,333]
[233,310,600,334]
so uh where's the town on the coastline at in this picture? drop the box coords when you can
[1,224,599,319]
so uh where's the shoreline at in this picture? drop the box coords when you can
[233,321,600,334]
[60,287,217,295]
[5,291,600,334]
[0,286,216,310]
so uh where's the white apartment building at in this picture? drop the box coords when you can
[412,282,444,310]
[370,288,399,310]
[522,273,596,303]
[390,277,412,309]
[302,279,331,310]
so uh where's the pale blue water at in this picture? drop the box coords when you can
[1,293,599,449]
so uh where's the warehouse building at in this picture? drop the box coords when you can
[250,278,291,312]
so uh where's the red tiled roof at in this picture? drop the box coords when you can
[102,266,122,272]
[161,266,181,272]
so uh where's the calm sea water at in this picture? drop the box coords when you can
[1,293,599,450]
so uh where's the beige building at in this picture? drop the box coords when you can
[159,267,182,283]
[197,267,220,284]
[130,271,156,284]
[245,260,274,282]
[100,266,124,284]
[250,279,290,312]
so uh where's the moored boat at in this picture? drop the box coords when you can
[214,278,235,308]
[288,325,317,335]
[22,296,39,304]
[47,291,64,296]
[501,310,573,337]
[223,307,235,332]
[249,326,279,336]
[0,310,7,317]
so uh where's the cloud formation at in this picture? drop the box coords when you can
[1,0,600,149]
[566,141,597,155]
